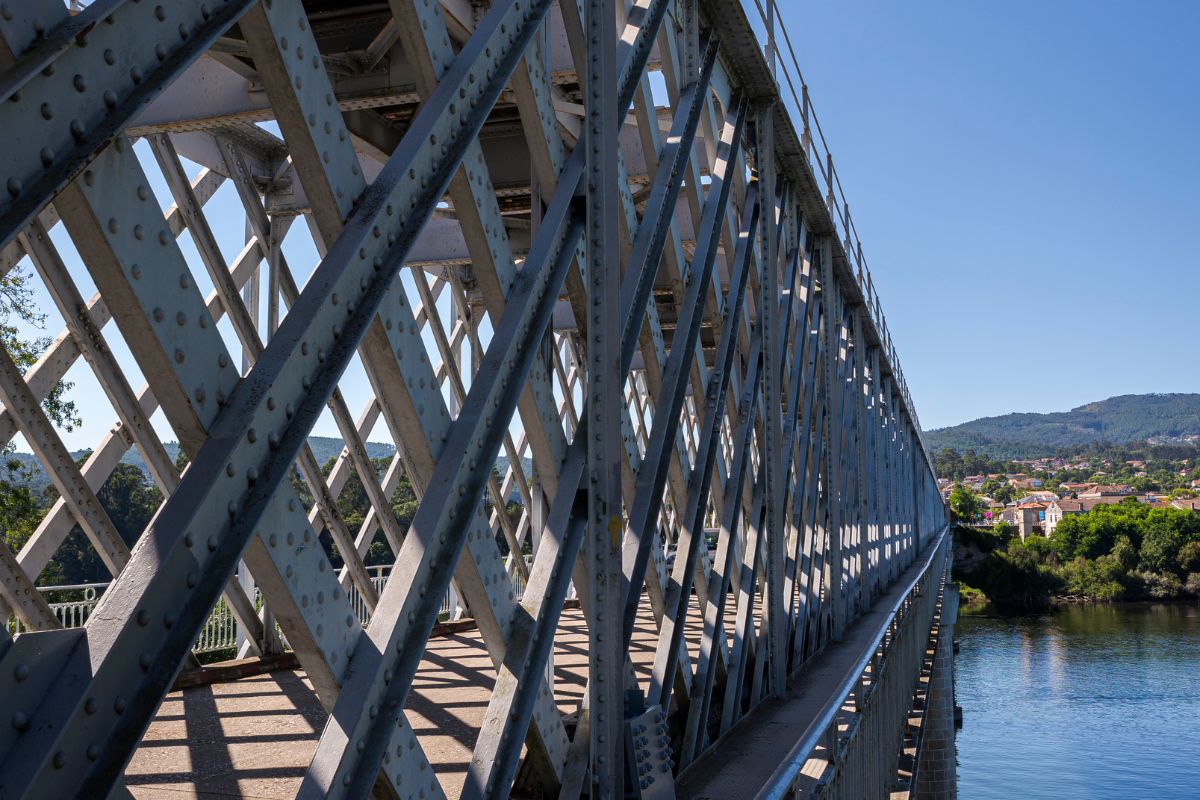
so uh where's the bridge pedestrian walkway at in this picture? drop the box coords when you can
[675,546,939,800]
[124,597,748,798]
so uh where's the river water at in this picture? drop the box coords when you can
[954,603,1200,799]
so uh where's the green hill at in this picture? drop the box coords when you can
[923,393,1200,458]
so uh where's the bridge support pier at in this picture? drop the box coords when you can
[915,584,959,800]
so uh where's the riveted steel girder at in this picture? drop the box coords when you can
[0,1,947,798]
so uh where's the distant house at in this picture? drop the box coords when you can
[1059,482,1096,495]
[1078,484,1134,498]
[1077,495,1142,512]
[1045,499,1083,535]
[1015,491,1058,506]
[963,475,986,491]
[1043,496,1147,534]
[1171,498,1200,517]
[1014,501,1050,541]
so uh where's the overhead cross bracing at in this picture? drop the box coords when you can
[0,0,945,798]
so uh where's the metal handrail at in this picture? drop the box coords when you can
[30,581,108,595]
[754,524,951,799]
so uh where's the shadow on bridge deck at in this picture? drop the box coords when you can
[125,596,748,799]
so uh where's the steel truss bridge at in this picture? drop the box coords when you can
[0,0,953,798]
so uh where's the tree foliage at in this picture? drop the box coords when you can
[933,448,1014,481]
[4,448,520,588]
[959,501,1200,607]
[1,266,78,434]
[948,485,981,523]
[1049,501,1200,575]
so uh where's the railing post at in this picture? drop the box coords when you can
[801,84,811,156]
[766,0,777,76]
[843,201,853,257]
[824,720,839,761]
[826,153,836,211]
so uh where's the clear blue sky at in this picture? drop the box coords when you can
[8,2,1199,454]
[777,0,1199,430]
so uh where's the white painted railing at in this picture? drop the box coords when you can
[6,582,244,654]
[6,582,106,633]
[8,560,533,656]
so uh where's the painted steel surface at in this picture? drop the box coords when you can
[0,1,944,797]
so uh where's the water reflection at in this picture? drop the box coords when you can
[955,604,1200,800]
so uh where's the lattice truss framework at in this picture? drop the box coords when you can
[0,0,944,797]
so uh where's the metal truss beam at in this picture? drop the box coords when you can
[0,1,948,798]
[0,0,258,250]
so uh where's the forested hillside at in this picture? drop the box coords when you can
[924,394,1200,458]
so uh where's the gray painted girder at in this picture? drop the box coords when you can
[0,0,951,797]
[0,0,556,792]
[0,0,258,252]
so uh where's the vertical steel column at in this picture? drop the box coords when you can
[584,0,623,793]
[757,104,787,697]
[816,235,846,640]
[850,314,868,614]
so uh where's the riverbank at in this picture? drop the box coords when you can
[952,519,1200,615]
[956,586,1198,617]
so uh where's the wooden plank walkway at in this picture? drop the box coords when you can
[125,597,749,799]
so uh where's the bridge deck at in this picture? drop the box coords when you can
[675,551,932,800]
[125,597,748,799]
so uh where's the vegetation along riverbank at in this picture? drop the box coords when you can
[953,500,1200,614]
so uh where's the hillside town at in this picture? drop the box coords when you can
[941,454,1200,540]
